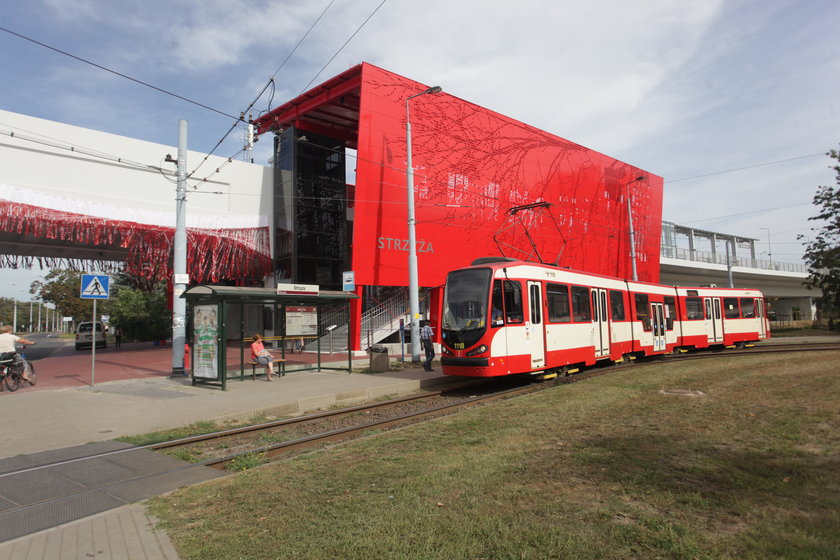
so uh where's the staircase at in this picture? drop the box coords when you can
[360,288,410,349]
[301,288,414,353]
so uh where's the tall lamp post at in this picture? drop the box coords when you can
[760,227,772,267]
[406,85,442,363]
[625,175,645,282]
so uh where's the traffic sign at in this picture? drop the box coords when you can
[342,271,355,291]
[80,274,110,299]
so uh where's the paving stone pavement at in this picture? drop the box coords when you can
[0,503,179,560]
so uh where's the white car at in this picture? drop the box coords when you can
[75,322,107,350]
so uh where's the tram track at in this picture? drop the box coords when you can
[155,342,840,470]
[6,341,837,480]
[154,379,540,470]
[2,341,835,543]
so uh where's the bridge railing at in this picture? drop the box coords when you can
[662,247,806,273]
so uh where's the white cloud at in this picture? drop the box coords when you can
[4,0,839,272]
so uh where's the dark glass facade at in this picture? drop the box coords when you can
[273,128,348,290]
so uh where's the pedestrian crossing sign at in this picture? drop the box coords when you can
[80,274,110,299]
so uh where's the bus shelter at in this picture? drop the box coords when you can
[182,285,358,390]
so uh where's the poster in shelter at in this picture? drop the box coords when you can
[285,306,317,336]
[193,305,219,379]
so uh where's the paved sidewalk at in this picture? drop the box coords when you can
[0,504,178,560]
[0,361,453,559]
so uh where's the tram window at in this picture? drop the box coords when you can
[529,284,542,324]
[739,298,756,318]
[723,298,740,319]
[686,297,703,320]
[547,283,571,323]
[664,296,676,330]
[491,281,505,326]
[571,286,591,322]
[634,293,651,331]
[600,291,608,322]
[610,290,626,321]
[503,280,523,324]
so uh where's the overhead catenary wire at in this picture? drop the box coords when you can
[3,11,819,228]
[0,25,237,121]
[298,0,388,94]
[2,114,818,242]
[187,0,338,180]
[0,124,165,174]
[666,153,825,183]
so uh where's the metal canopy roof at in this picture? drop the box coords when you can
[251,64,363,148]
[182,285,358,303]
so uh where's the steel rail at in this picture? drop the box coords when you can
[198,383,537,470]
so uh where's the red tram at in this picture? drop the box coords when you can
[440,258,770,378]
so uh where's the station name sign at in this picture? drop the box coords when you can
[277,283,319,296]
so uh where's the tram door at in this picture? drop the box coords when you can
[756,298,768,338]
[651,302,666,352]
[591,288,610,357]
[527,282,546,369]
[704,297,723,343]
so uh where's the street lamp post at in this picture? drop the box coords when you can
[406,85,442,363]
[625,176,645,282]
[760,227,772,268]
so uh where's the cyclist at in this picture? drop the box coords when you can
[0,325,35,382]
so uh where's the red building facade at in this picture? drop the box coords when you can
[254,62,663,349]
[353,64,662,286]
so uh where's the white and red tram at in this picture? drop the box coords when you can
[439,258,770,378]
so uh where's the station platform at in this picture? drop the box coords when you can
[0,340,451,559]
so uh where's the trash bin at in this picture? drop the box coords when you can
[369,345,389,372]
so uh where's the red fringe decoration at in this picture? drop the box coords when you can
[0,200,272,283]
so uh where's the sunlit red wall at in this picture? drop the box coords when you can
[352,63,663,287]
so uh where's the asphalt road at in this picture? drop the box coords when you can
[18,333,72,361]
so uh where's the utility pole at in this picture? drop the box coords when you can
[726,240,734,288]
[171,120,188,377]
[625,176,645,282]
[405,86,442,363]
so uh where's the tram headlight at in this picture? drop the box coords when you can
[466,344,488,357]
[440,345,453,356]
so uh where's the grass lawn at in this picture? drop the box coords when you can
[149,351,840,560]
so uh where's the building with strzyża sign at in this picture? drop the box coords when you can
[1,62,664,353]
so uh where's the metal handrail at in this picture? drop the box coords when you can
[662,247,806,273]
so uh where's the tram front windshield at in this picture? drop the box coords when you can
[442,268,491,347]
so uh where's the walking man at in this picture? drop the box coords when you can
[420,320,435,371]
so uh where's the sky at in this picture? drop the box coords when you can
[1,0,839,301]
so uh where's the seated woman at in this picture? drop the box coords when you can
[250,334,275,381]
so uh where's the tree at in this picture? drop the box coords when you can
[800,147,840,320]
[110,282,170,342]
[29,269,171,340]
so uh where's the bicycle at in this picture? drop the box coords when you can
[0,354,23,392]
[18,346,35,386]
[0,345,35,392]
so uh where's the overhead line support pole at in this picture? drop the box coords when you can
[405,86,442,364]
[172,119,188,377]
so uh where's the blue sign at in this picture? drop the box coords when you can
[342,271,355,292]
[80,275,110,299]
